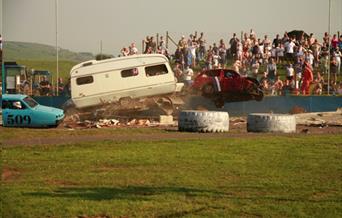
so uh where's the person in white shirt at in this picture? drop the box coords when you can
[305,50,314,66]
[285,39,295,63]
[183,67,194,87]
[129,42,138,55]
[286,64,294,81]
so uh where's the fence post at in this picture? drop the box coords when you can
[166,31,169,49]
[156,33,159,51]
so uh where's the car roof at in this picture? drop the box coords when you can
[2,94,28,101]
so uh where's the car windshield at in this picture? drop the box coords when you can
[23,96,38,108]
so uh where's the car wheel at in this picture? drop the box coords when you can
[178,110,229,133]
[202,84,215,96]
[247,113,296,133]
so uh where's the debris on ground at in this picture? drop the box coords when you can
[230,117,247,125]
[295,109,342,127]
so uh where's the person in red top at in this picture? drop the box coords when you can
[301,61,314,95]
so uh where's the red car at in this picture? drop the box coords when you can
[191,69,263,107]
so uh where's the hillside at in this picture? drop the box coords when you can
[3,41,94,62]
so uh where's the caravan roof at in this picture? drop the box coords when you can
[70,54,170,78]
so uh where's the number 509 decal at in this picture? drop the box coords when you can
[7,115,32,125]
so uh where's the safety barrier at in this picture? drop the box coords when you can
[1,95,341,116]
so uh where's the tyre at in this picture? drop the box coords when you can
[247,113,296,133]
[178,110,229,133]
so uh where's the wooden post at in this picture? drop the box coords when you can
[142,39,144,54]
[156,33,159,51]
[166,31,169,49]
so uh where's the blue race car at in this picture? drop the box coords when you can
[1,94,64,127]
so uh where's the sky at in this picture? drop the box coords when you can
[1,0,342,55]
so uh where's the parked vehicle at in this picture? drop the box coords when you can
[1,94,64,127]
[192,69,263,107]
[69,54,184,115]
[1,62,27,94]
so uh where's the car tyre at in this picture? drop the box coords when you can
[247,113,296,133]
[178,110,229,133]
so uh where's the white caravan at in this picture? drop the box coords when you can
[70,54,184,112]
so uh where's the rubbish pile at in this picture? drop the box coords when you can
[295,108,342,127]
[61,113,176,129]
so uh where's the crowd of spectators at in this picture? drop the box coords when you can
[122,30,342,96]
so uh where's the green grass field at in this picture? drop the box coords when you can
[1,128,341,217]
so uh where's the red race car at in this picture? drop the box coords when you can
[191,69,264,107]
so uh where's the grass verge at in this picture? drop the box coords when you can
[1,133,342,217]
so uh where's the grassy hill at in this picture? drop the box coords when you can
[3,41,94,62]
[2,41,95,80]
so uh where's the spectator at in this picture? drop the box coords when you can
[143,36,151,54]
[233,60,241,73]
[339,35,342,50]
[313,72,324,95]
[260,78,271,95]
[286,63,294,81]
[272,34,281,48]
[272,75,284,95]
[311,39,322,67]
[212,51,220,69]
[259,71,268,84]
[183,67,194,87]
[308,33,315,46]
[330,56,338,85]
[276,43,285,64]
[337,82,342,95]
[188,41,198,68]
[301,61,314,95]
[218,39,227,66]
[57,77,64,95]
[284,37,295,63]
[173,63,183,82]
[323,32,330,46]
[149,36,157,53]
[236,39,243,61]
[197,32,206,61]
[282,79,294,95]
[305,50,314,66]
[229,33,238,59]
[205,47,213,70]
[263,35,271,59]
[121,47,129,56]
[178,35,187,52]
[331,34,338,50]
[0,34,2,50]
[39,76,51,96]
[333,47,341,74]
[251,58,260,78]
[129,42,138,55]
[266,58,277,82]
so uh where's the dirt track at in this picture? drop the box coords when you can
[2,123,342,147]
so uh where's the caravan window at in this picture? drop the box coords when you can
[145,64,168,77]
[121,68,139,78]
[76,76,94,85]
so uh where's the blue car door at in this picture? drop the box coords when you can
[2,100,32,127]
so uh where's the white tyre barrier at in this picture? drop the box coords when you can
[178,110,229,133]
[247,113,296,133]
